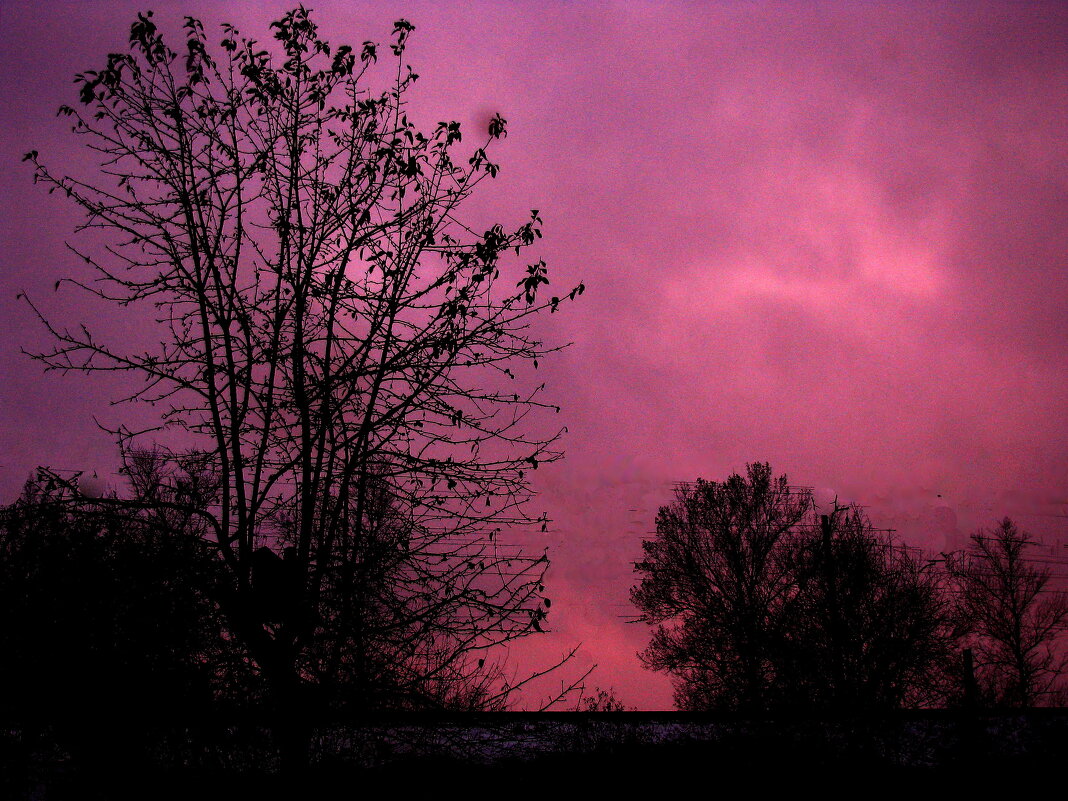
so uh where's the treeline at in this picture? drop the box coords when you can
[0,462,543,726]
[3,461,1067,793]
[632,463,1068,712]
[4,462,1064,727]
[1,464,563,790]
[0,477,254,725]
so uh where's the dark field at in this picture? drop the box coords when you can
[4,711,1066,797]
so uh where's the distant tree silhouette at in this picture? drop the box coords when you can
[631,464,808,711]
[950,518,1068,707]
[777,505,956,710]
[631,464,956,711]
[20,6,583,767]
[577,687,633,712]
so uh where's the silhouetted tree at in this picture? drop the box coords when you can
[21,7,582,764]
[951,518,1068,707]
[631,464,808,711]
[778,505,956,710]
[631,464,956,711]
[293,460,541,713]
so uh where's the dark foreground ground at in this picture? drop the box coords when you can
[3,711,1066,798]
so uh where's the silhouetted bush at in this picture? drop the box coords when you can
[0,480,256,725]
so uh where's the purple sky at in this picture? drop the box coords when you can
[1,1,1066,708]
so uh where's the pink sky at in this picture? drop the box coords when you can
[1,1,1066,709]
